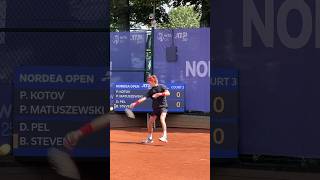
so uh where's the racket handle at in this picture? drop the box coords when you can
[131,100,141,108]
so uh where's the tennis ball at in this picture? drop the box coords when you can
[110,106,114,111]
[0,144,11,156]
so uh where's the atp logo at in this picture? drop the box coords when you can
[157,32,172,42]
[175,32,188,42]
[112,35,120,45]
[157,32,164,42]
[130,34,144,44]
[142,83,150,89]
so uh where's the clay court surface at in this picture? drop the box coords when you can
[110,127,210,180]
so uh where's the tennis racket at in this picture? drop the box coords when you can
[47,112,112,179]
[48,147,81,180]
[125,108,135,119]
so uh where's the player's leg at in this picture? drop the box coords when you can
[143,114,156,143]
[159,110,168,142]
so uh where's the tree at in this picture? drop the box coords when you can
[160,6,200,29]
[172,0,210,27]
[110,0,210,31]
[129,0,170,28]
[110,0,130,31]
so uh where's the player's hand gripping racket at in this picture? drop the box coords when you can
[125,108,135,119]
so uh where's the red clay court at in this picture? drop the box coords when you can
[110,127,210,180]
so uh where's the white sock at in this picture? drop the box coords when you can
[147,134,152,140]
[163,131,167,138]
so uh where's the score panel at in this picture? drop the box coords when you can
[112,82,185,112]
[13,66,109,157]
[211,69,239,158]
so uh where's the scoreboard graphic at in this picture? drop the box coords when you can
[111,82,185,112]
[13,66,109,157]
[211,69,239,158]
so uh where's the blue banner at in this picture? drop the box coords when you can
[110,31,146,83]
[110,32,147,108]
[212,0,320,157]
[154,28,210,112]
[110,32,146,70]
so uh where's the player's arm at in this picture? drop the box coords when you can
[64,113,110,150]
[129,96,147,109]
[163,89,170,96]
[152,90,170,98]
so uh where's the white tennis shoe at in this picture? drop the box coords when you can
[142,138,153,144]
[159,136,168,143]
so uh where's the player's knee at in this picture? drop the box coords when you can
[149,116,156,122]
[160,117,166,122]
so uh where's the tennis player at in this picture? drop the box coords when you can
[129,75,170,144]
[63,75,170,148]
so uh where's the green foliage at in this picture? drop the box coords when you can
[110,0,209,31]
[130,0,170,28]
[160,6,200,29]
[110,0,130,31]
[172,0,210,27]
